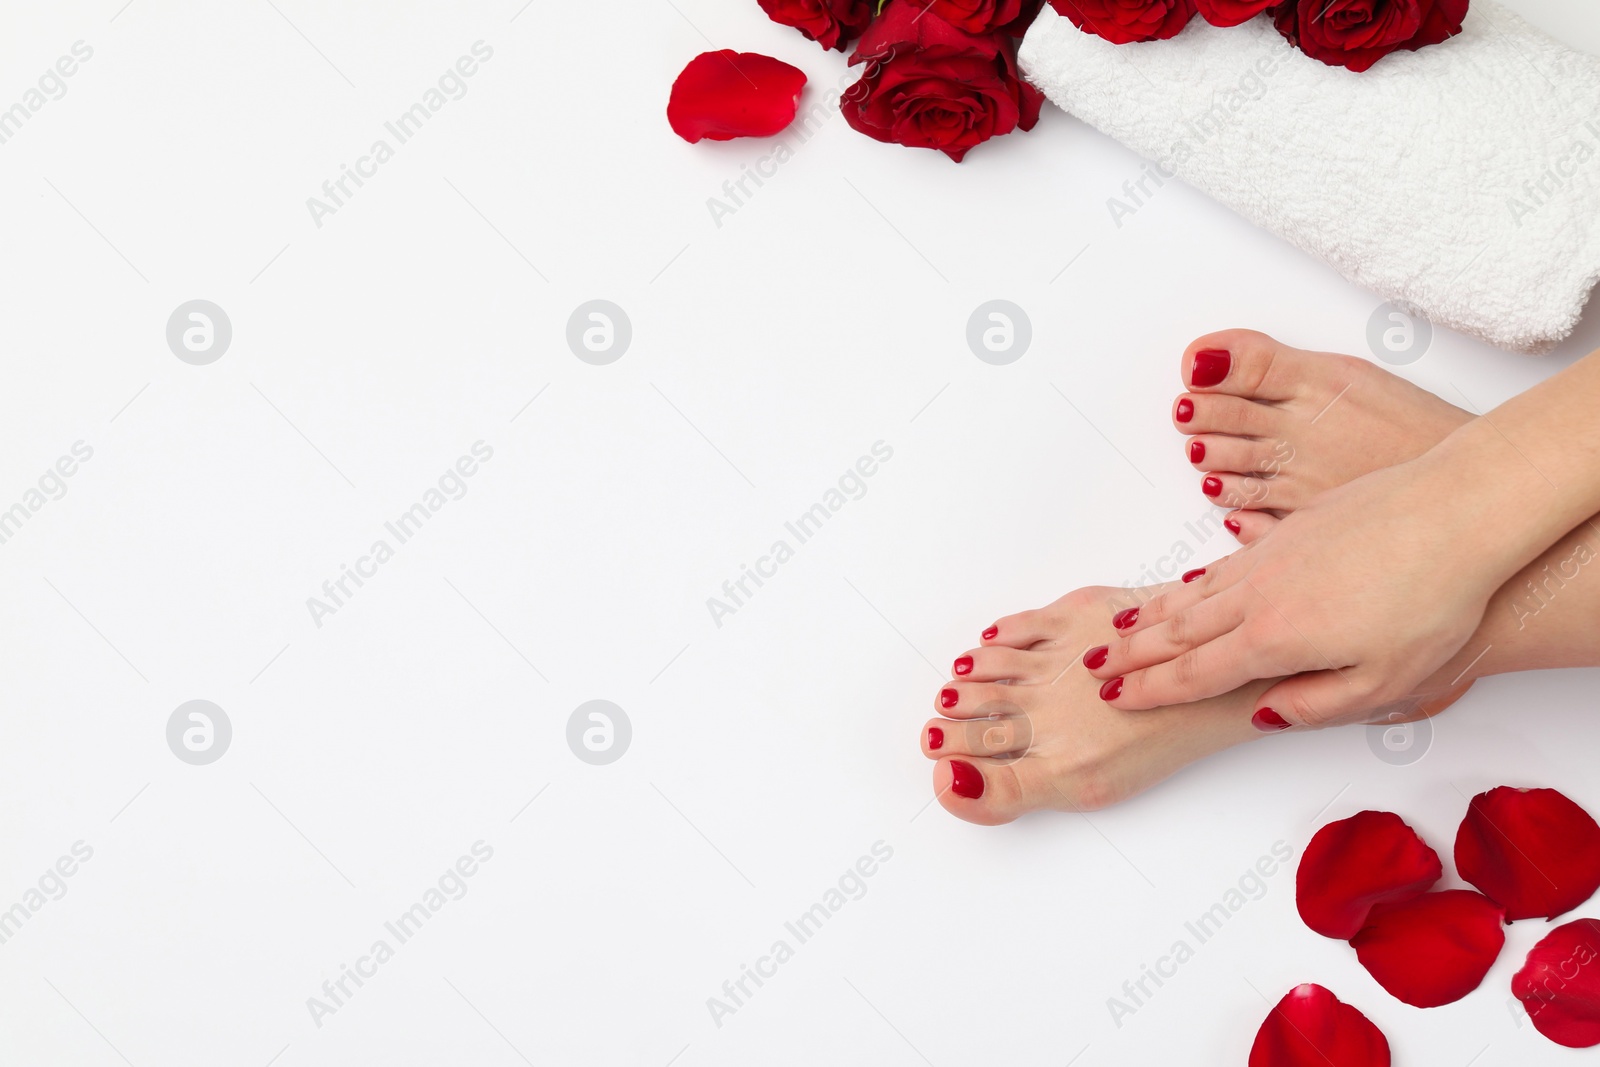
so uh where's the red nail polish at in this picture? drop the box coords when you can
[1083,644,1109,670]
[940,688,958,709]
[981,625,998,640]
[1252,708,1291,731]
[953,656,973,676]
[1100,676,1124,701]
[1191,349,1231,388]
[1182,567,1205,583]
[1224,517,1242,536]
[1203,475,1222,498]
[1112,607,1139,629]
[1189,439,1205,464]
[949,759,984,799]
[1175,398,1194,423]
[928,726,944,750]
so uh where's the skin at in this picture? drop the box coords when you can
[1090,330,1600,727]
[926,331,1600,824]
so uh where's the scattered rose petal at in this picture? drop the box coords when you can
[1349,890,1505,1008]
[667,51,807,143]
[1297,810,1442,939]
[1455,786,1600,922]
[1512,918,1600,1048]
[1249,984,1390,1067]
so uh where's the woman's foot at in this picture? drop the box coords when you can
[1172,329,1473,533]
[924,587,1268,824]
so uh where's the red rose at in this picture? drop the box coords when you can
[1048,0,1196,44]
[841,0,1044,162]
[757,0,875,51]
[1193,0,1274,27]
[904,0,1045,35]
[1273,0,1468,72]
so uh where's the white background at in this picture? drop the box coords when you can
[1,1,1598,1063]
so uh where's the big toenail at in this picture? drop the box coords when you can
[1191,349,1231,388]
[1182,567,1206,583]
[1083,644,1109,669]
[928,726,944,750]
[1189,439,1205,464]
[1224,517,1242,536]
[982,625,998,640]
[1252,708,1291,731]
[1175,398,1194,423]
[1112,607,1139,629]
[1203,475,1222,498]
[941,688,959,709]
[953,656,973,676]
[1099,677,1124,701]
[949,760,985,799]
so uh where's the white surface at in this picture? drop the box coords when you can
[1019,0,1600,354]
[0,1,1597,1064]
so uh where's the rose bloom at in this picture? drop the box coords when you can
[903,0,1045,35]
[757,0,875,51]
[1273,0,1468,71]
[1048,0,1196,44]
[841,0,1044,162]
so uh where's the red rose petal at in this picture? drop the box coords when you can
[1192,0,1275,27]
[1249,984,1390,1067]
[1455,786,1600,922]
[1512,918,1600,1048]
[667,51,807,143]
[1297,810,1442,939]
[1349,890,1506,1008]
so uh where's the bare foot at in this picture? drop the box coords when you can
[922,586,1267,824]
[1171,329,1472,538]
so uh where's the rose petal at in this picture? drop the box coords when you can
[1249,984,1390,1067]
[1349,890,1506,1008]
[758,0,874,51]
[1297,810,1442,939]
[1512,918,1600,1048]
[1192,0,1274,27]
[667,51,807,143]
[1455,786,1600,921]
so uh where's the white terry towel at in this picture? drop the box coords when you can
[1019,2,1600,354]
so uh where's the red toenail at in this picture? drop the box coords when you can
[949,759,984,799]
[1083,644,1109,669]
[940,688,959,709]
[1112,607,1139,629]
[1182,567,1206,583]
[1191,349,1231,388]
[1252,708,1291,731]
[1203,475,1222,498]
[1189,439,1205,464]
[1224,517,1242,536]
[1175,398,1194,423]
[953,656,973,676]
[982,625,998,640]
[1100,676,1124,701]
[928,726,944,750]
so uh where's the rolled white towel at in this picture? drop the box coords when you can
[1018,2,1600,354]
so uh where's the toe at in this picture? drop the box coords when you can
[980,604,1069,649]
[1186,433,1288,477]
[933,757,1034,825]
[1224,509,1278,545]
[1174,392,1285,439]
[1200,471,1291,511]
[934,680,1033,718]
[1181,329,1306,401]
[951,646,1058,684]
[922,714,1035,759]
